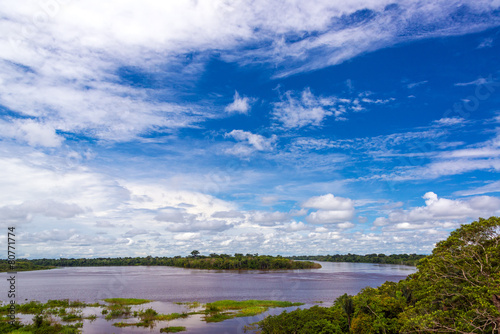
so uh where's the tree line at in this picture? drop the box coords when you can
[255,216,500,333]
[6,253,321,271]
[288,253,427,266]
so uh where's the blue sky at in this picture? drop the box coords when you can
[1,0,500,258]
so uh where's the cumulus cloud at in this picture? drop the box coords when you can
[306,210,355,224]
[211,210,245,219]
[302,193,354,210]
[225,91,253,114]
[250,211,290,226]
[0,200,86,224]
[374,192,500,230]
[302,194,355,224]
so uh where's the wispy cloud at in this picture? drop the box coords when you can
[224,130,277,156]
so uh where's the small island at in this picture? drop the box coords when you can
[1,252,321,272]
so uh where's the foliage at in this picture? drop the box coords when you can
[102,298,150,305]
[289,253,426,266]
[160,326,186,333]
[24,253,321,270]
[0,260,55,272]
[256,217,500,334]
[203,300,304,322]
[401,216,500,333]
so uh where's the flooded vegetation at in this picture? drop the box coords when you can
[0,298,304,333]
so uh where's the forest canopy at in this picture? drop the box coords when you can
[1,253,321,271]
[255,216,500,334]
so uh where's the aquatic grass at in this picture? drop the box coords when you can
[60,313,82,322]
[202,300,304,322]
[103,298,151,305]
[206,300,304,311]
[204,312,234,322]
[236,306,267,317]
[155,312,189,321]
[160,326,187,332]
[112,321,137,327]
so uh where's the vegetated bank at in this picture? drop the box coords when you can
[0,298,304,333]
[288,253,426,266]
[0,260,55,272]
[252,216,500,334]
[2,253,321,272]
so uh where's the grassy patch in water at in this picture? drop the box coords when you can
[206,300,303,311]
[103,298,151,305]
[156,312,189,321]
[203,300,304,322]
[160,326,187,333]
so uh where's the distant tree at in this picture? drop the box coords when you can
[190,250,200,258]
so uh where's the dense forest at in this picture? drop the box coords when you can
[5,253,321,271]
[0,260,54,272]
[254,216,500,334]
[288,253,426,266]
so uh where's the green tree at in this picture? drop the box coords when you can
[335,293,354,330]
[190,250,200,258]
[402,216,500,333]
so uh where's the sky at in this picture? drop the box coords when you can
[1,0,500,259]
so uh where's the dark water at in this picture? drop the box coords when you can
[1,262,416,333]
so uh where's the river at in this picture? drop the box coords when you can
[1,262,416,333]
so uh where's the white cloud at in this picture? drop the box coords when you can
[224,130,277,156]
[432,117,466,127]
[301,193,355,224]
[454,180,500,196]
[0,0,496,144]
[302,193,354,210]
[407,80,428,89]
[225,91,252,114]
[0,119,63,147]
[272,88,334,128]
[250,211,290,226]
[173,232,200,241]
[306,209,354,224]
[280,221,309,232]
[374,192,500,230]
[454,77,494,86]
[271,88,393,128]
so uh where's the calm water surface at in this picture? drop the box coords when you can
[1,262,416,333]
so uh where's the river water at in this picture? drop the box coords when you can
[1,262,416,333]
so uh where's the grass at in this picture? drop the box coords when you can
[156,312,189,321]
[112,310,189,328]
[0,299,92,316]
[113,321,137,327]
[160,326,187,333]
[60,313,82,322]
[103,298,151,305]
[202,300,304,322]
[2,298,303,331]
